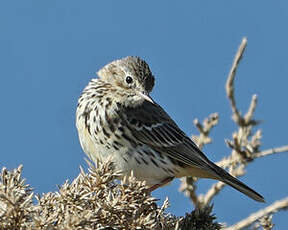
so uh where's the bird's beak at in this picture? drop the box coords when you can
[139,92,154,104]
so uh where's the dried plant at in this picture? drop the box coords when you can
[0,165,35,230]
[0,38,287,229]
[180,37,288,229]
[0,161,222,230]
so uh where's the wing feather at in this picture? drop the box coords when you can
[119,99,265,202]
[121,100,213,170]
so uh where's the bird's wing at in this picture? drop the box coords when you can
[121,100,214,170]
[121,100,265,202]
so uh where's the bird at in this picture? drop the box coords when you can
[76,56,264,202]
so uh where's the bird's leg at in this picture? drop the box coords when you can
[147,177,174,193]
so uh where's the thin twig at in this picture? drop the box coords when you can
[179,177,199,206]
[193,113,219,149]
[199,38,251,204]
[199,37,288,206]
[244,94,258,125]
[224,197,288,230]
[216,145,288,169]
[253,145,288,158]
[199,181,225,206]
[180,37,288,229]
[180,113,219,207]
[200,165,246,206]
[202,145,288,205]
[200,144,288,205]
[225,37,247,126]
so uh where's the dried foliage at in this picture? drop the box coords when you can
[178,205,221,230]
[0,166,34,229]
[0,161,222,230]
[1,38,287,229]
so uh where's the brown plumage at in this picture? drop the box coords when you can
[76,56,264,202]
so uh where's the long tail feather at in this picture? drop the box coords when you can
[209,163,265,202]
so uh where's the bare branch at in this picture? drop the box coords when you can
[199,181,225,206]
[225,37,247,126]
[180,113,219,207]
[201,145,288,205]
[192,113,219,149]
[198,38,255,204]
[179,177,199,207]
[200,164,246,206]
[224,197,288,230]
[195,38,288,209]
[178,37,288,228]
[216,145,288,169]
[253,145,288,159]
[244,94,258,125]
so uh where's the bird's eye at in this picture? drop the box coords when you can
[126,76,133,84]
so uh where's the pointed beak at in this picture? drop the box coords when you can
[139,92,154,104]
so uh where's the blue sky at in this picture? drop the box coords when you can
[0,1,287,228]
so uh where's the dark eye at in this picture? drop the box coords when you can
[126,76,133,84]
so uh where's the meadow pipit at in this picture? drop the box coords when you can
[76,56,264,202]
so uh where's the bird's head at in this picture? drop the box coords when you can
[97,56,155,103]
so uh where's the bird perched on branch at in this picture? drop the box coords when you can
[76,56,264,202]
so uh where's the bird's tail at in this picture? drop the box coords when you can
[210,163,265,202]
